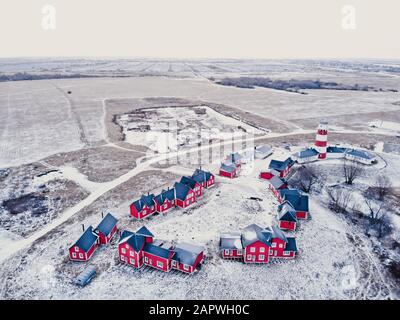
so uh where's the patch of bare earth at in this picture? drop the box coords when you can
[44,145,143,183]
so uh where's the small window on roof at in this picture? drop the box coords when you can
[74,246,79,252]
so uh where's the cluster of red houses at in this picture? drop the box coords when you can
[69,213,119,261]
[219,224,297,263]
[118,226,205,274]
[260,157,310,231]
[130,168,215,220]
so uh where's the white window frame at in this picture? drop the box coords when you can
[279,244,283,249]
[172,260,177,267]
[247,255,252,261]
[125,244,129,249]
[79,253,83,259]
[283,251,291,256]
[74,246,79,252]
[250,247,255,253]
[72,252,77,258]
[271,243,276,248]
[130,258,135,264]
[259,254,265,260]
[130,251,134,257]
[224,249,230,255]
[259,247,265,253]
[237,250,242,255]
[145,257,148,263]
[121,255,125,262]
[184,264,189,270]
[121,248,126,254]
[269,249,273,255]
[157,261,164,268]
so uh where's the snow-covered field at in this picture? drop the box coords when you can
[1,58,400,300]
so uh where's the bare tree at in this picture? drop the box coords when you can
[343,160,364,185]
[326,187,353,213]
[374,175,392,201]
[290,165,322,193]
[363,196,388,238]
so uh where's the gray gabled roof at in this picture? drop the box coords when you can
[180,176,199,190]
[277,202,298,222]
[219,233,243,250]
[172,242,204,266]
[192,169,213,183]
[263,225,288,243]
[298,148,319,158]
[144,242,174,259]
[173,182,192,201]
[269,176,287,189]
[74,226,99,252]
[136,226,154,238]
[284,194,309,212]
[119,230,145,252]
[345,149,375,160]
[154,188,175,205]
[269,157,294,171]
[241,224,271,247]
[285,237,298,252]
[96,213,118,236]
[220,163,236,173]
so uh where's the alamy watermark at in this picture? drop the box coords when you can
[41,5,56,30]
[341,5,357,30]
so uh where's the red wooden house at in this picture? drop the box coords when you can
[180,176,203,197]
[143,240,175,272]
[219,232,243,259]
[241,224,271,264]
[173,182,196,208]
[130,193,156,220]
[172,242,205,274]
[154,188,175,213]
[282,193,309,220]
[278,189,301,204]
[268,158,295,178]
[69,226,99,262]
[118,226,154,268]
[219,163,237,179]
[267,226,297,259]
[226,153,242,169]
[191,168,215,188]
[259,169,278,180]
[95,213,118,244]
[219,224,298,264]
[268,176,288,200]
[277,202,298,231]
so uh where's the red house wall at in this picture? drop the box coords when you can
[207,176,215,187]
[143,252,171,272]
[279,220,296,231]
[260,172,274,180]
[172,251,204,274]
[244,241,270,264]
[221,249,243,258]
[69,243,97,262]
[269,238,295,259]
[98,225,118,245]
[219,170,235,179]
[155,199,174,213]
[296,211,308,219]
[175,189,196,208]
[119,245,144,268]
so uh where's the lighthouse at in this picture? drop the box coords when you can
[315,120,328,160]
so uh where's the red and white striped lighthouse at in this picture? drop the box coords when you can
[315,120,328,160]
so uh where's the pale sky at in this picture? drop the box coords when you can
[0,0,399,59]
